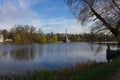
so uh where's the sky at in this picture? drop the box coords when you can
[0,0,91,34]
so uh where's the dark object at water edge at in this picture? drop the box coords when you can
[106,45,120,62]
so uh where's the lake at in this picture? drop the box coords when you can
[0,42,118,73]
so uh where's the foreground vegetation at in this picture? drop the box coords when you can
[2,57,120,80]
[25,57,120,80]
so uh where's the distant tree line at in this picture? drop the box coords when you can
[81,33,116,42]
[0,25,117,44]
[0,25,58,44]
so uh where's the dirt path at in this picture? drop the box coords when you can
[110,71,120,80]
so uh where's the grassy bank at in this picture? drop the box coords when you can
[25,57,120,80]
[71,57,120,80]
[2,57,120,80]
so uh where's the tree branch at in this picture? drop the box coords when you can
[112,0,120,11]
[96,28,108,33]
[112,5,120,14]
[84,0,119,36]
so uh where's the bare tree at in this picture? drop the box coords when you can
[66,0,120,42]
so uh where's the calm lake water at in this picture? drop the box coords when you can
[0,42,118,73]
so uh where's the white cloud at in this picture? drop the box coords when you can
[0,0,41,29]
[0,0,91,34]
[17,0,29,10]
[31,18,91,34]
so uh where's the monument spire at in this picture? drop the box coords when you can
[63,28,70,43]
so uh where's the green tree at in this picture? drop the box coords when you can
[70,35,78,42]
[10,25,36,44]
[52,35,58,42]
[46,33,58,43]
[14,33,21,44]
[37,34,46,43]
[1,29,8,43]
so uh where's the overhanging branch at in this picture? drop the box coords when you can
[84,0,119,36]
[112,0,120,11]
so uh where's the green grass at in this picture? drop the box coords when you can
[26,57,120,80]
[5,57,120,80]
[70,57,120,80]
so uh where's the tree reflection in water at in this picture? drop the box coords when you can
[89,42,119,55]
[0,44,44,61]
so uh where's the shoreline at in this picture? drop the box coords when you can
[0,57,119,80]
[0,61,107,80]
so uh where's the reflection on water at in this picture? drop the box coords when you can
[0,44,43,61]
[0,42,118,73]
[10,44,43,61]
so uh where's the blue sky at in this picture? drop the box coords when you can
[0,0,90,33]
